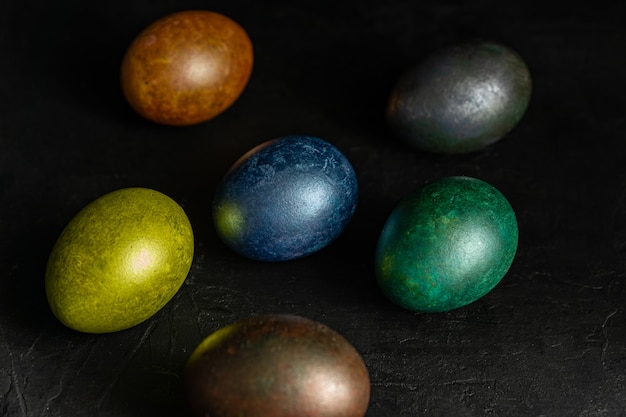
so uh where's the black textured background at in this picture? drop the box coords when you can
[1,1,626,416]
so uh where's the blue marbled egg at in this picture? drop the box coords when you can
[213,135,358,261]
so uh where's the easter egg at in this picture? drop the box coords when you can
[213,135,358,261]
[386,40,532,154]
[183,314,371,417]
[375,176,518,312]
[120,10,253,126]
[45,188,194,333]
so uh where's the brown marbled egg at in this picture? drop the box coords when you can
[183,314,371,417]
[120,10,253,126]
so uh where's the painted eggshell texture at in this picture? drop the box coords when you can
[45,188,194,333]
[121,10,253,126]
[213,135,358,261]
[375,176,518,312]
[387,40,531,154]
[184,314,371,417]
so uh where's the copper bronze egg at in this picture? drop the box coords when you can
[120,10,253,126]
[183,314,370,417]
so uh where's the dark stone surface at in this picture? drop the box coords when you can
[1,1,625,416]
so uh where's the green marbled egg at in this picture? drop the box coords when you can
[375,176,518,312]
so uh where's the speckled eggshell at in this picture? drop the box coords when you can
[213,135,358,262]
[45,188,194,333]
[375,176,518,312]
[183,314,371,417]
[120,10,253,126]
[386,40,532,154]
